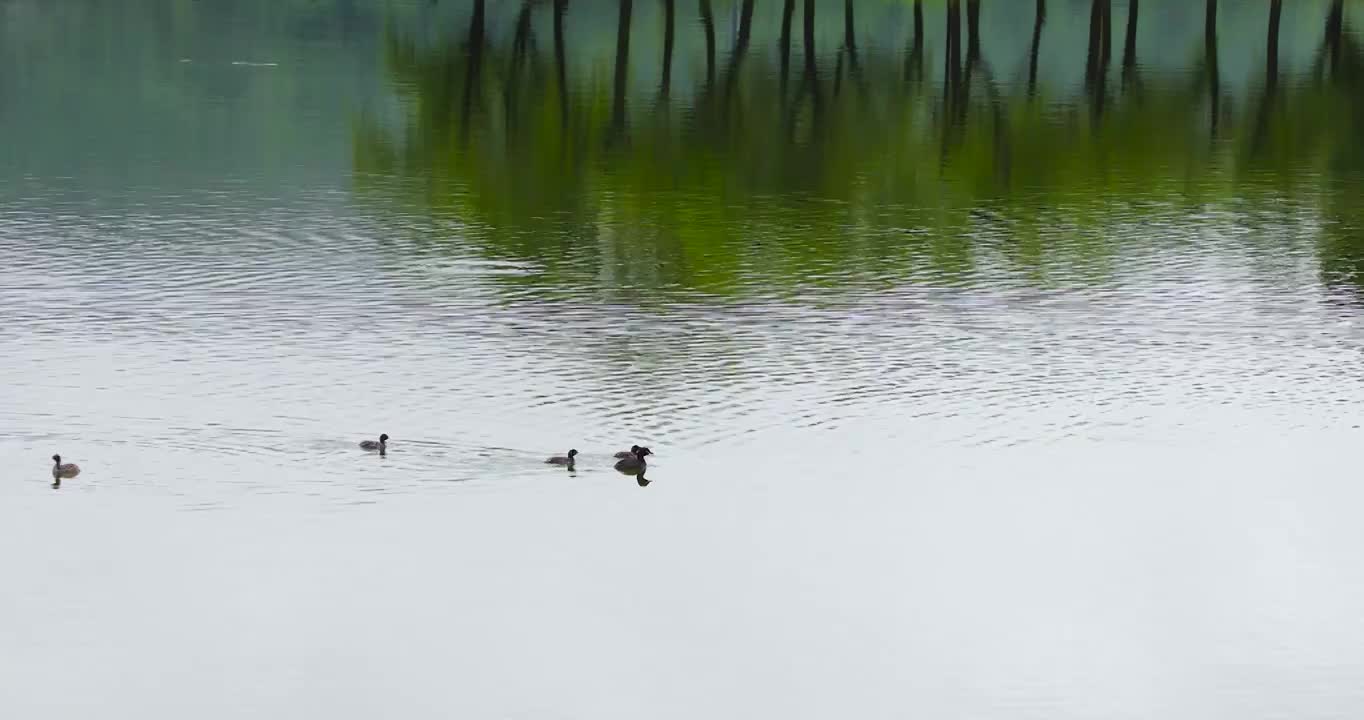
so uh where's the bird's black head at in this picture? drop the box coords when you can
[52,454,61,463]
[568,449,579,458]
[638,446,654,457]
[379,434,389,442]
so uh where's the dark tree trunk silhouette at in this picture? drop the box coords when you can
[1251,0,1282,154]
[554,0,569,127]
[803,0,818,85]
[964,0,982,115]
[610,0,632,139]
[941,0,964,160]
[459,0,486,144]
[1205,0,1217,51]
[1085,0,1110,120]
[946,0,961,91]
[738,0,755,54]
[1326,0,1345,74]
[803,0,820,115]
[945,0,962,122]
[511,3,532,60]
[724,0,755,99]
[1086,0,1102,85]
[1122,0,1138,87]
[961,0,983,126]
[505,2,533,134]
[906,0,924,82]
[661,0,675,98]
[844,0,856,51]
[966,0,981,64]
[1206,0,1220,137]
[835,43,845,97]
[1028,0,1045,97]
[1267,0,1282,90]
[839,0,861,93]
[783,0,822,141]
[700,0,716,88]
[780,0,795,93]
[1102,0,1112,68]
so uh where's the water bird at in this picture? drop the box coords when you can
[546,449,579,466]
[52,454,80,479]
[359,434,389,453]
[614,446,650,473]
[613,445,653,460]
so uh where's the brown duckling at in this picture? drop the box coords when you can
[52,454,81,479]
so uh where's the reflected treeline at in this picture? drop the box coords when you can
[355,0,1364,294]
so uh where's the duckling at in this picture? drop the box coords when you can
[614,446,649,473]
[613,445,654,460]
[359,434,389,453]
[52,454,80,479]
[546,449,579,466]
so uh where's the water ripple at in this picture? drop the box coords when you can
[2,184,1363,504]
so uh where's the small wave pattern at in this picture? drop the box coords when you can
[2,184,1363,506]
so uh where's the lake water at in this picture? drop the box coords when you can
[3,0,1364,717]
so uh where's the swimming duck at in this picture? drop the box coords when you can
[359,434,389,453]
[52,454,80,479]
[614,446,649,473]
[546,449,579,466]
[613,445,653,460]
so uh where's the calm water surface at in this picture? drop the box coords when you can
[3,1,1364,718]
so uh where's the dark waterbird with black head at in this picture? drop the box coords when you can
[51,454,80,489]
[359,433,389,455]
[613,445,653,460]
[614,446,650,473]
[546,449,579,467]
[51,454,80,479]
